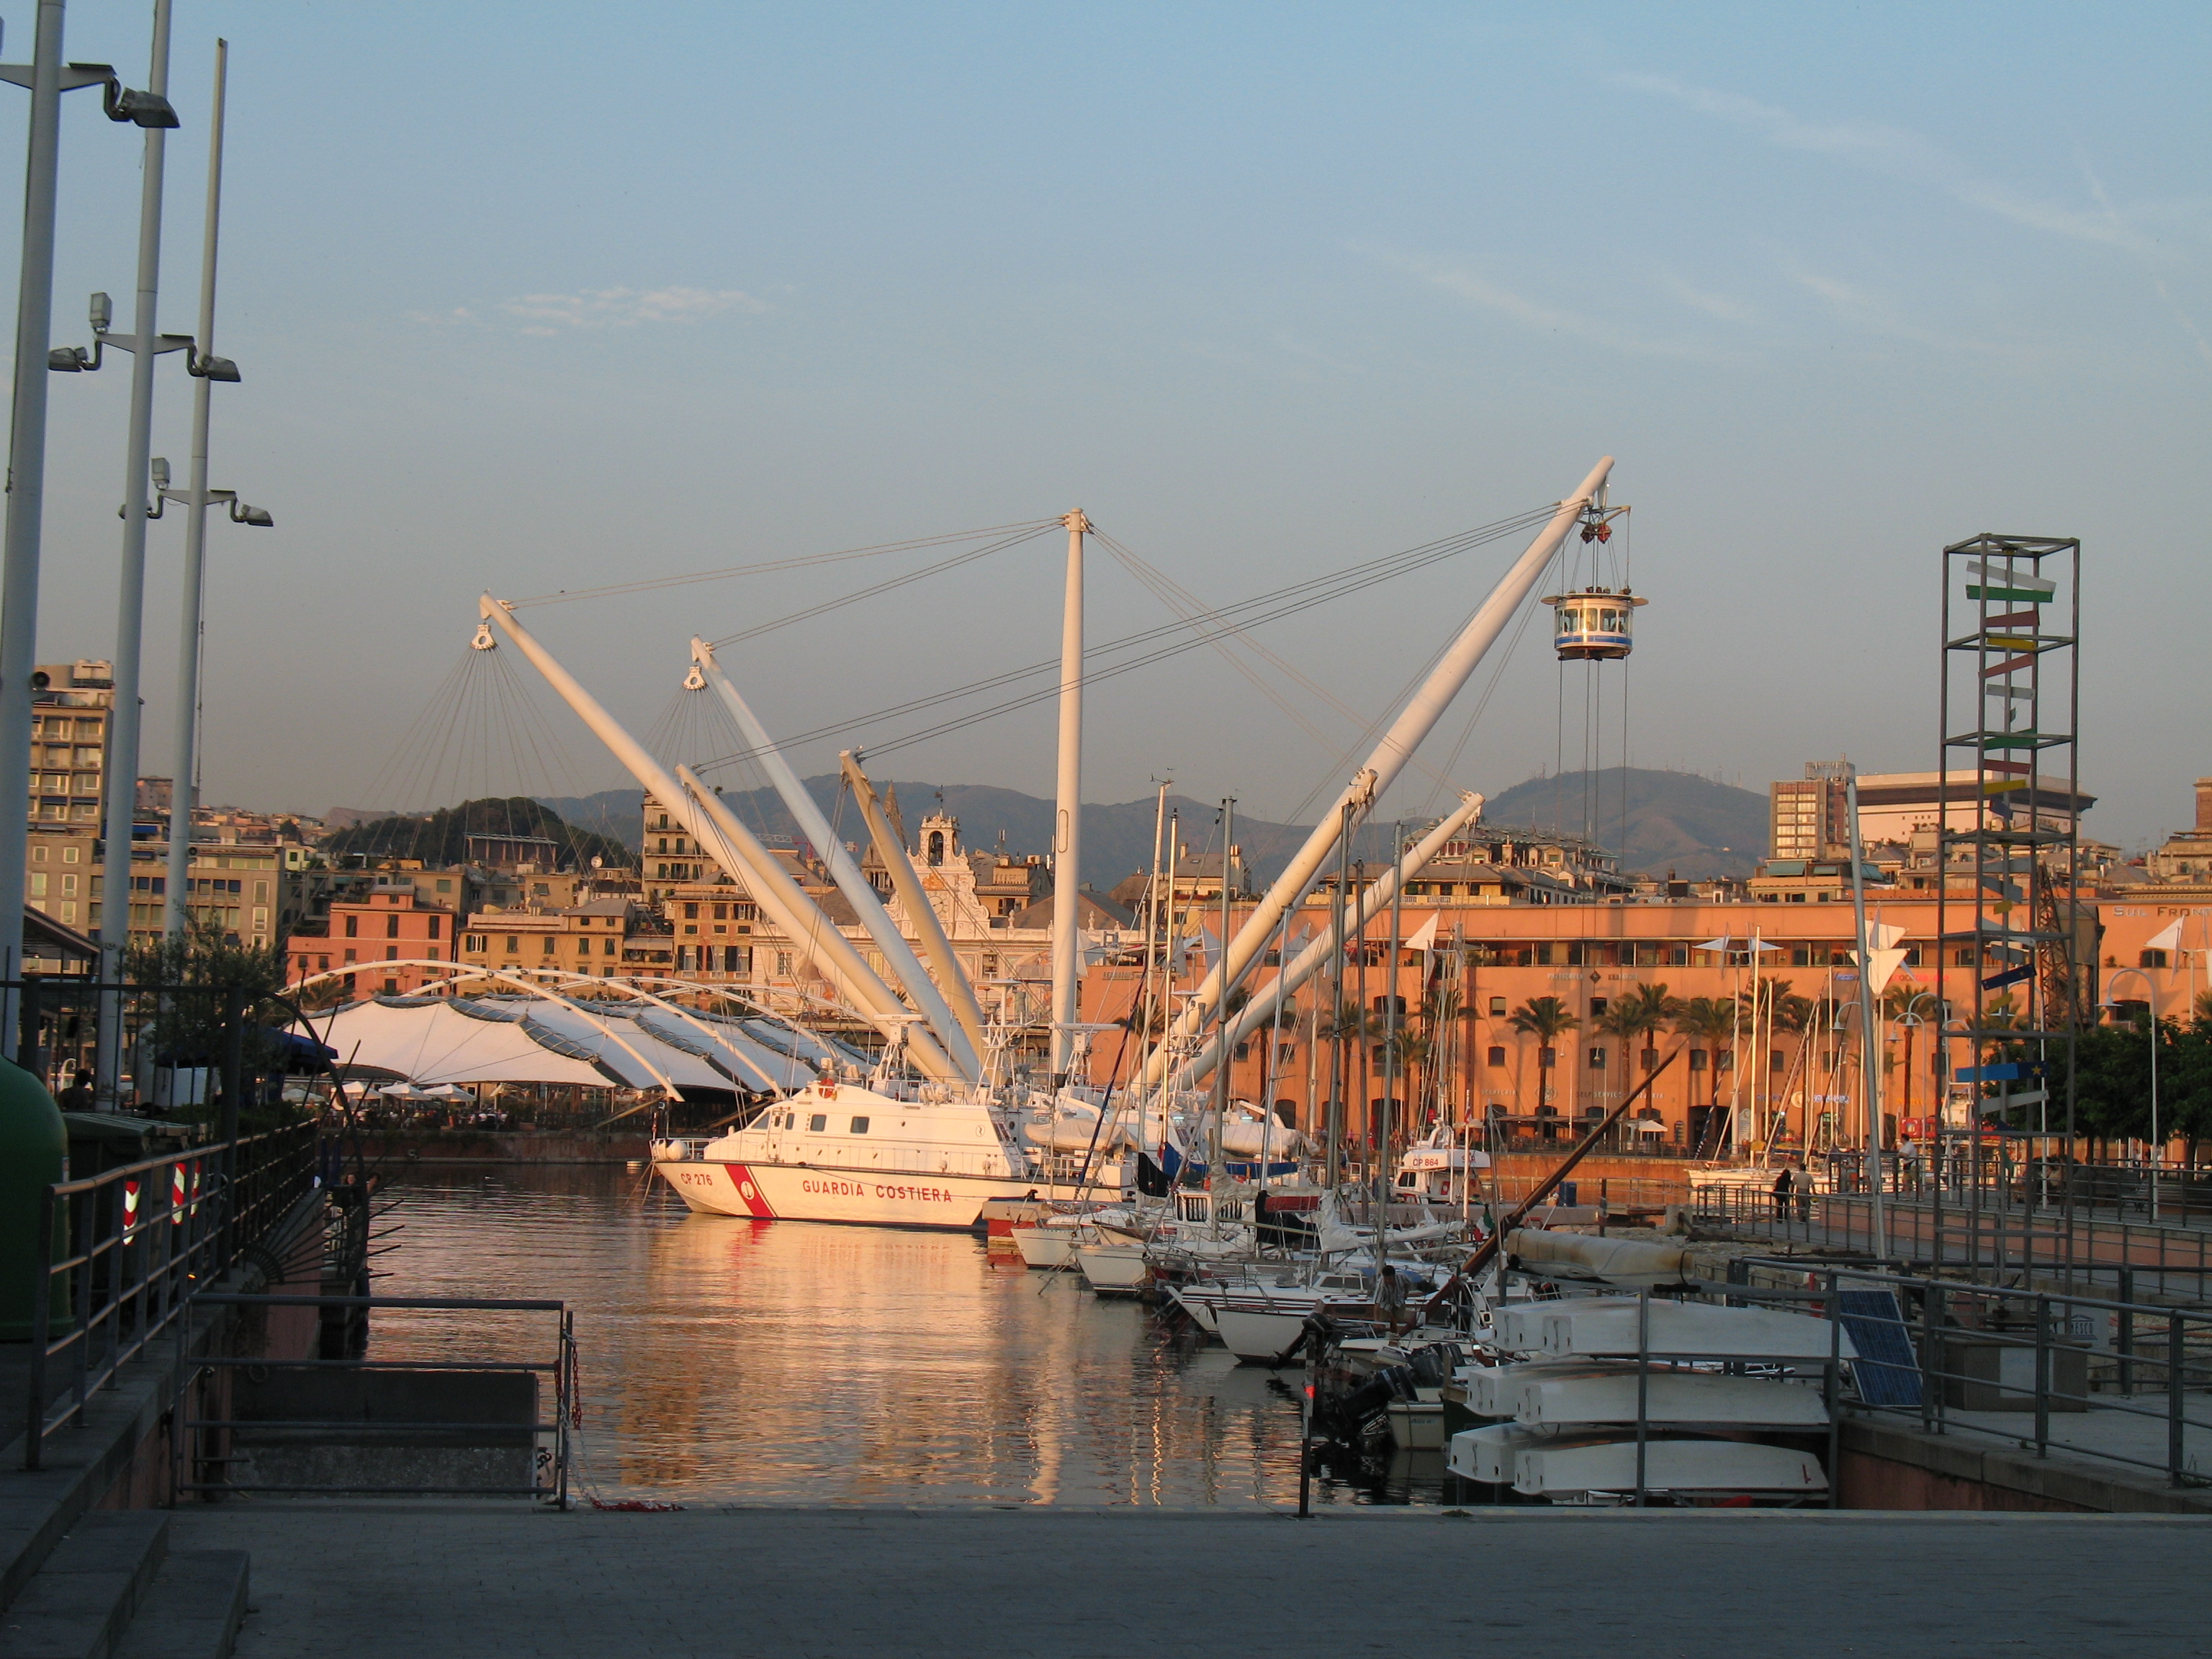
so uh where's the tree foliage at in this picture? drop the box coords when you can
[321,796,631,872]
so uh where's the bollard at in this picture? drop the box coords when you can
[2170,1313,2187,1488]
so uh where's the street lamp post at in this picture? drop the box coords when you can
[163,40,270,940]
[2102,966,2163,1224]
[0,4,179,1046]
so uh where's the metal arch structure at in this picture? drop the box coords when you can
[487,968,799,1094]
[281,961,685,1100]
[584,972,864,1069]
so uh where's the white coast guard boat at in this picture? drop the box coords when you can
[652,1075,1122,1230]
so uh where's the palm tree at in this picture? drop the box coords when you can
[1507,995,1580,1110]
[1673,994,1739,1153]
[1596,982,1681,1133]
[1599,982,1680,1067]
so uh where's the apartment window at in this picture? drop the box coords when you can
[1771,1048,1786,1073]
[1689,1050,1707,1072]
[2141,948,2170,969]
[505,936,519,953]
[385,946,399,961]
[428,915,441,940]
[1586,1047,1606,1069]
[713,903,727,921]
[28,873,45,897]
[30,845,44,863]
[542,935,556,955]
[775,951,792,976]
[343,949,356,965]
[808,1114,827,1133]
[728,945,752,975]
[386,914,400,938]
[383,979,399,996]
[344,914,358,938]
[436,879,452,894]
[603,937,616,956]
[1538,1048,1556,1068]
[1486,1046,1506,1067]
[465,935,483,953]
[849,1116,870,1135]
[1488,996,1507,1017]
[1589,997,1608,1017]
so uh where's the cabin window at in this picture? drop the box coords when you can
[849,1116,870,1135]
[808,1113,827,1132]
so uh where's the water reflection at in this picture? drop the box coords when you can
[375,1166,1425,1508]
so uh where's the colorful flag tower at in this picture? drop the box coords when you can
[1936,532,2085,1279]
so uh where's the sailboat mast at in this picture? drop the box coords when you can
[1326,801,1351,1190]
[1136,782,1169,1087]
[1209,798,1236,1222]
[1050,509,1089,1085]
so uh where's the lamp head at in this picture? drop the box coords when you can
[194,354,241,383]
[150,457,170,492]
[104,84,180,128]
[233,504,274,528]
[88,292,111,333]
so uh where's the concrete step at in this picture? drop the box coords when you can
[113,1552,250,1659]
[0,1511,168,1659]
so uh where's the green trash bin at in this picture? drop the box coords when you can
[0,1058,70,1341]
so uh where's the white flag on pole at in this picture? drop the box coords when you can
[1866,948,1910,995]
[1868,921,1907,951]
[1403,913,1439,953]
[2147,919,2185,954]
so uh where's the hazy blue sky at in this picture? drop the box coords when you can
[9,2,2206,847]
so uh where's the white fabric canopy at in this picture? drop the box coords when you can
[295,997,816,1093]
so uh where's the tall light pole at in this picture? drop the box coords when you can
[1843,765,1887,1259]
[91,0,183,1106]
[0,4,179,1047]
[2101,967,2163,1223]
[163,39,266,939]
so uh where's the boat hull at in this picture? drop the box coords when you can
[658,1158,1072,1231]
[1074,1242,1151,1295]
[1010,1226,1078,1269]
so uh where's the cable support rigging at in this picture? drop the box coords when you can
[704,523,1060,649]
[688,502,1561,775]
[504,519,1066,609]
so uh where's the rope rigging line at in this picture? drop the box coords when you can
[688,502,1562,777]
[706,523,1061,649]
[505,518,1066,609]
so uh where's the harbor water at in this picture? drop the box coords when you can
[374,1165,1441,1508]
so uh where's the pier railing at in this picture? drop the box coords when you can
[21,1122,318,1470]
[1732,1259,2212,1493]
[1691,1181,2212,1295]
[171,1294,575,1508]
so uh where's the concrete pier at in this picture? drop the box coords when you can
[169,1502,2205,1658]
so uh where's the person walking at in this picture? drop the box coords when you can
[1771,1164,1794,1223]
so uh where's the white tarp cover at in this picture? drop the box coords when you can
[295,997,812,1093]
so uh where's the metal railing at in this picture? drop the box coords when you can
[21,1123,318,1469]
[1735,1259,2212,1491]
[1692,1182,2212,1293]
[171,1295,574,1507]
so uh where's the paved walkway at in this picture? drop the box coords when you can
[172,1502,2206,1657]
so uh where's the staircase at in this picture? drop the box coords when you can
[0,1512,248,1659]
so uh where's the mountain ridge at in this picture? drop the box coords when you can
[535,765,1768,883]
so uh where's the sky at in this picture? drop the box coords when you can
[6,1,2206,848]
